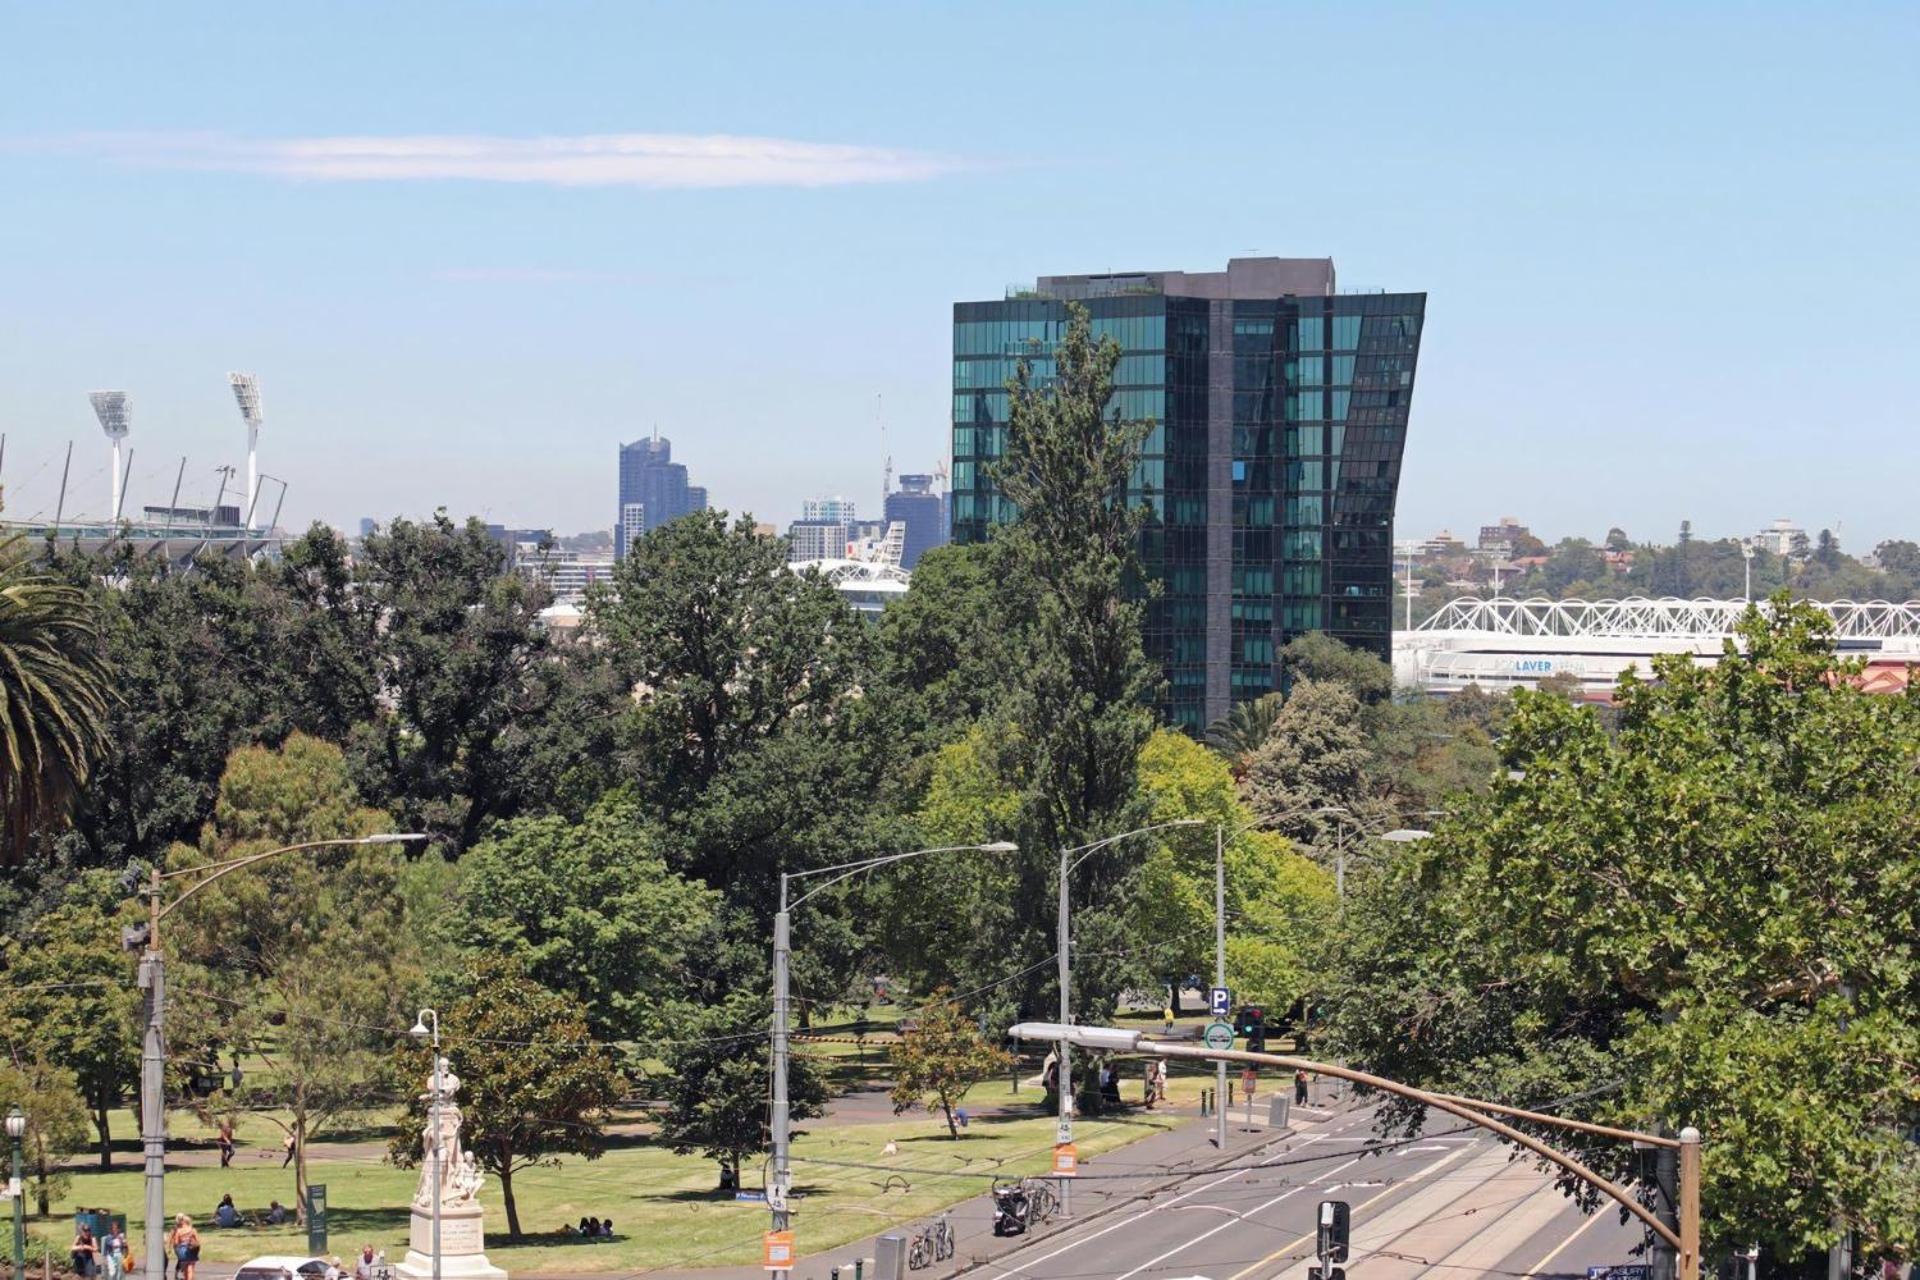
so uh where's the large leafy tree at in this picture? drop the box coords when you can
[592,511,888,1002]
[0,1054,88,1216]
[888,994,1013,1138]
[349,513,555,854]
[0,870,140,1167]
[1239,679,1391,845]
[1322,599,1920,1264]
[656,994,827,1190]
[990,302,1157,1017]
[453,798,715,1043]
[0,535,112,863]
[390,958,623,1239]
[169,733,422,1221]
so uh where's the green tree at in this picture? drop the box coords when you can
[0,535,112,863]
[453,798,715,1043]
[0,871,139,1168]
[349,513,555,854]
[169,733,420,1222]
[1202,694,1282,778]
[875,541,1031,754]
[1322,598,1920,1262]
[390,959,623,1239]
[1280,632,1393,705]
[1239,680,1389,845]
[991,302,1156,1017]
[0,1054,88,1216]
[888,994,1013,1138]
[656,994,828,1190]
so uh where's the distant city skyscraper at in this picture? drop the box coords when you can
[358,517,377,539]
[786,518,849,562]
[885,474,947,569]
[802,496,857,525]
[616,433,707,559]
[954,257,1425,730]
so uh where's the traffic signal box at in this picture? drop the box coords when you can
[1235,1006,1267,1052]
[1317,1199,1351,1264]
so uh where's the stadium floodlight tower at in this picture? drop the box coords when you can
[228,373,264,528]
[88,391,131,522]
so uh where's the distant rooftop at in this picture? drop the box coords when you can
[1029,256,1337,302]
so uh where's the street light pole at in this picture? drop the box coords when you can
[1213,825,1227,1152]
[769,841,1017,1274]
[132,833,427,1279]
[408,1011,441,1280]
[7,1105,24,1280]
[1054,820,1205,1214]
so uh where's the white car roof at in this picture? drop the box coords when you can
[237,1258,328,1271]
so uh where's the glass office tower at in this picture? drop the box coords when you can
[952,258,1424,732]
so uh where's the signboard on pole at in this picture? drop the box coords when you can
[1203,1021,1235,1051]
[1241,1068,1258,1098]
[1052,1143,1079,1177]
[1055,1117,1073,1146]
[305,1184,328,1256]
[1209,987,1232,1018]
[762,1230,795,1271]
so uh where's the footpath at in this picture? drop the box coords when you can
[639,1091,1352,1280]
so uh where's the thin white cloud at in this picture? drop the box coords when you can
[14,130,962,188]
[432,267,650,284]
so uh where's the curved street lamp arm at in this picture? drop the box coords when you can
[1062,819,1206,876]
[1146,1041,1682,1252]
[155,835,425,925]
[785,843,1016,912]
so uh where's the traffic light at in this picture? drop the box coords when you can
[1306,1268,1345,1280]
[1235,1006,1265,1047]
[1317,1199,1351,1265]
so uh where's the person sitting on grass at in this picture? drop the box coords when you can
[214,1195,241,1229]
[598,1220,613,1239]
[265,1201,289,1225]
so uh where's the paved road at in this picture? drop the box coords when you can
[971,1105,1649,1280]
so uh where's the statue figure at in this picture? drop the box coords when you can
[411,1057,475,1210]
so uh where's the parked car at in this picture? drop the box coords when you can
[235,1255,332,1280]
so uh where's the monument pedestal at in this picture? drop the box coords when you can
[395,1205,507,1280]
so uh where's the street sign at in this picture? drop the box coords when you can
[762,1230,795,1271]
[1209,986,1232,1018]
[306,1183,328,1256]
[1052,1143,1078,1177]
[1055,1117,1073,1145]
[1241,1068,1258,1098]
[1203,1021,1235,1050]
[1586,1269,1650,1280]
[733,1190,766,1203]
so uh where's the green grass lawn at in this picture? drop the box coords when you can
[27,1103,1181,1273]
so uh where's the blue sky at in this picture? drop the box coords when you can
[4,2,1917,549]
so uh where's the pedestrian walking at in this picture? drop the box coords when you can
[100,1223,128,1280]
[281,1132,296,1168]
[168,1215,201,1280]
[1294,1068,1309,1106]
[1162,1001,1174,1034]
[218,1119,235,1168]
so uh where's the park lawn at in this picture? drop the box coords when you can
[30,1107,1181,1274]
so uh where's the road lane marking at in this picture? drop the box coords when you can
[1524,1204,1607,1277]
[976,1113,1377,1279]
[1225,1141,1482,1280]
[1109,1154,1370,1280]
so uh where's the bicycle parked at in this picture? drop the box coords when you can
[905,1214,955,1270]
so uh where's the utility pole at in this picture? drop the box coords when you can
[132,836,425,1280]
[139,868,166,1280]
[771,878,792,1258]
[1213,825,1227,1151]
[1055,844,1073,1217]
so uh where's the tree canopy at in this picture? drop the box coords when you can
[1322,598,1920,1263]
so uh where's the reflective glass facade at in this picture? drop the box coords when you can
[952,267,1424,731]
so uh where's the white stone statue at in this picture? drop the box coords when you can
[411,1057,473,1210]
[397,1057,506,1280]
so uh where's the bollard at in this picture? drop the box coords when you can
[831,1269,840,1280]
[1227,1082,1235,1108]
[858,1259,869,1280]
[874,1235,904,1280]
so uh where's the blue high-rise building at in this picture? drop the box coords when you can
[616,433,708,559]
[953,257,1425,731]
[884,474,947,569]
